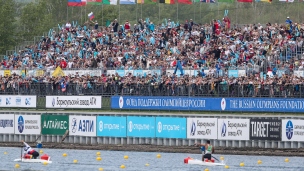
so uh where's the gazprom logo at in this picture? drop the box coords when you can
[190,121,196,136]
[221,121,226,137]
[286,120,293,140]
[157,122,162,133]
[119,96,124,109]
[128,121,133,132]
[18,116,24,133]
[99,120,103,132]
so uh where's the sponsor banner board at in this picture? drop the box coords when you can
[0,114,14,134]
[0,95,36,108]
[14,115,40,135]
[187,118,217,139]
[112,96,220,111]
[127,116,155,138]
[112,96,304,113]
[250,118,281,141]
[97,116,127,137]
[155,117,186,139]
[69,116,96,136]
[218,119,250,140]
[46,96,102,108]
[41,114,69,135]
[282,119,304,142]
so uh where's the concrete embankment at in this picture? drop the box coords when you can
[1,142,304,157]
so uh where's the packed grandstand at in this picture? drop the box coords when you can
[0,17,304,97]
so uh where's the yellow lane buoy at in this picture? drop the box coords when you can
[156,154,161,158]
[96,157,102,161]
[240,162,245,167]
[285,158,289,162]
[73,159,78,164]
[124,155,129,159]
[220,156,224,161]
[257,160,262,164]
[15,164,20,168]
[96,152,101,156]
[40,150,44,154]
[120,164,125,169]
[62,153,67,157]
[99,168,104,171]
[225,165,229,169]
[204,168,209,171]
[43,161,48,165]
[145,163,150,166]
[4,152,7,155]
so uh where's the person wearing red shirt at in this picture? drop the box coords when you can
[60,59,67,68]
[124,21,130,33]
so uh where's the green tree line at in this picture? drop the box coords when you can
[0,0,303,55]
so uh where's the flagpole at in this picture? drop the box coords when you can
[67,6,69,22]
[193,1,195,22]
[141,3,143,20]
[119,3,121,23]
[136,3,138,22]
[217,1,219,19]
[85,4,87,24]
[81,7,83,24]
[102,4,104,26]
[159,3,160,23]
[200,2,201,21]
[176,1,178,21]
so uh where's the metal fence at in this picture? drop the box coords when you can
[1,83,304,98]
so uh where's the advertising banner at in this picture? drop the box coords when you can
[282,119,304,142]
[69,116,96,136]
[217,119,250,140]
[155,117,186,139]
[14,115,41,135]
[0,114,14,134]
[187,118,217,139]
[127,116,155,138]
[97,116,127,137]
[41,114,69,135]
[46,96,102,108]
[0,95,36,108]
[112,96,304,113]
[250,118,281,141]
[112,96,220,111]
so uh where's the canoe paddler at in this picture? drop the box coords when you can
[21,140,39,159]
[194,140,214,161]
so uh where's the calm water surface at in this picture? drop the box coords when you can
[0,147,303,171]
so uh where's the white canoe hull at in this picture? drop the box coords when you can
[188,159,225,166]
[14,158,52,164]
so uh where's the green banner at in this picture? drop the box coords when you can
[41,114,69,135]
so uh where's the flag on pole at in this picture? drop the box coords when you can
[103,0,118,5]
[137,0,157,3]
[87,0,102,5]
[200,0,216,2]
[120,0,136,4]
[279,0,294,2]
[88,12,94,20]
[159,0,175,4]
[68,0,86,6]
[256,0,271,2]
[237,0,252,2]
[178,0,192,4]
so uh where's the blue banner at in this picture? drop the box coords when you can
[127,116,155,138]
[228,70,238,78]
[155,117,186,138]
[96,116,126,137]
[112,96,220,111]
[112,96,304,113]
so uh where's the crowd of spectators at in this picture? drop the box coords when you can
[1,16,304,97]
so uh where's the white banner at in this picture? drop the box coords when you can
[0,114,14,134]
[69,116,96,136]
[14,115,41,135]
[217,119,250,140]
[282,119,304,142]
[0,95,36,108]
[187,118,217,139]
[46,96,102,108]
